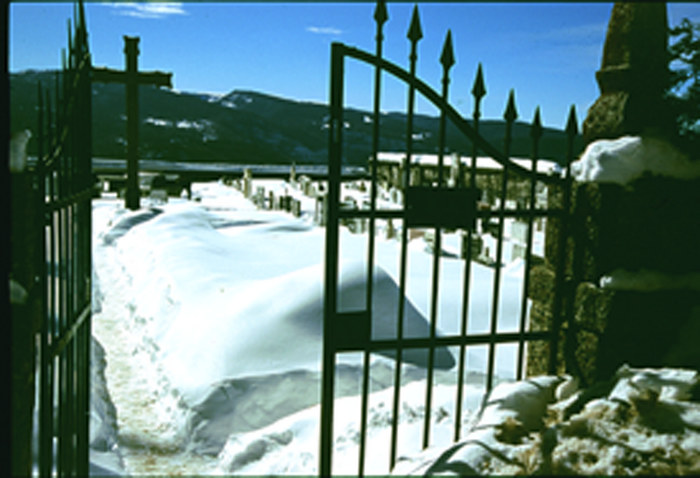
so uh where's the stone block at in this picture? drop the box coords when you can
[528,265,556,304]
[573,282,614,334]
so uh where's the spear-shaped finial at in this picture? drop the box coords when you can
[78,0,88,47]
[471,63,486,120]
[407,5,423,44]
[374,0,388,27]
[74,0,79,31]
[531,107,543,140]
[472,63,486,100]
[504,89,518,123]
[566,104,579,137]
[67,18,74,67]
[440,30,455,71]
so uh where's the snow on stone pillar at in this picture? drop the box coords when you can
[527,2,700,384]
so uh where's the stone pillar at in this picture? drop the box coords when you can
[582,3,671,142]
[528,3,700,384]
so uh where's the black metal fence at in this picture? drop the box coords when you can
[321,1,577,475]
[25,2,93,476]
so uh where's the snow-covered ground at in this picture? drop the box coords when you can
[90,178,540,475]
[89,177,700,476]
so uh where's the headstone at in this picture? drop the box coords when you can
[316,194,327,226]
[386,219,396,239]
[243,168,252,198]
[292,199,302,218]
[290,163,297,184]
[255,186,265,207]
[461,231,483,259]
[449,152,461,187]
[92,36,172,210]
[582,3,670,143]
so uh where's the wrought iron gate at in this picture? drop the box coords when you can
[321,1,577,475]
[33,3,93,475]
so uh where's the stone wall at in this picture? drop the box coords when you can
[527,2,700,385]
[527,146,700,385]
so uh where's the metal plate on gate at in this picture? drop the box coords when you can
[334,310,371,352]
[405,186,479,229]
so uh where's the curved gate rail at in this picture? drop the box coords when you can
[321,1,577,475]
[35,2,93,476]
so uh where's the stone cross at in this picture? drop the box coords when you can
[582,3,670,143]
[93,36,172,210]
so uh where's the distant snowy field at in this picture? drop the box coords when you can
[91,179,535,475]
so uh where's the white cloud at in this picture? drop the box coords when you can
[306,26,342,35]
[106,2,187,19]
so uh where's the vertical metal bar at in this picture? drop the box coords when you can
[454,63,486,442]
[78,31,93,474]
[390,6,422,469]
[65,61,76,471]
[320,42,344,478]
[423,29,454,450]
[549,106,578,375]
[516,108,542,380]
[48,77,59,477]
[48,153,58,478]
[37,81,51,478]
[486,90,518,392]
[125,37,141,210]
[359,2,387,475]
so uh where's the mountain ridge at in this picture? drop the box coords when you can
[10,69,584,166]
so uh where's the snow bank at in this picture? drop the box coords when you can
[111,203,455,404]
[571,136,700,184]
[89,337,126,475]
[393,365,700,475]
[392,375,562,475]
[600,268,700,291]
[216,380,486,475]
[91,181,535,474]
[186,359,451,456]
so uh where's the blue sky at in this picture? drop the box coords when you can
[10,2,700,130]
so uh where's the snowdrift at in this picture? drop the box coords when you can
[90,181,537,474]
[107,203,455,406]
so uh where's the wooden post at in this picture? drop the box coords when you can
[92,36,172,210]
